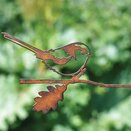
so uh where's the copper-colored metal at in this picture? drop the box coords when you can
[34,84,67,113]
[1,32,91,76]
[1,32,131,113]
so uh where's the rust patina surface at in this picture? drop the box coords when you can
[1,32,131,113]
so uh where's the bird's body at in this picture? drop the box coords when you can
[1,32,91,76]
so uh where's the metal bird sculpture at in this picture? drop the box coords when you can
[1,32,131,113]
[1,32,91,76]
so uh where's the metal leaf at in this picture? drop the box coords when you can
[33,84,67,113]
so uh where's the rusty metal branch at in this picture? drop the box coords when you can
[20,79,131,88]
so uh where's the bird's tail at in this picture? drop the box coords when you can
[1,32,42,53]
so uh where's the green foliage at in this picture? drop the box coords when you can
[0,0,131,131]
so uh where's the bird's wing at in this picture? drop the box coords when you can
[61,43,87,59]
[36,52,72,65]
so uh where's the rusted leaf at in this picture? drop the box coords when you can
[33,84,67,113]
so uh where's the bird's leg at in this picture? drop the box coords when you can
[71,68,86,82]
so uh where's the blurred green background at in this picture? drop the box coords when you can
[0,0,131,131]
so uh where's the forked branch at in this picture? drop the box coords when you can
[20,68,131,88]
